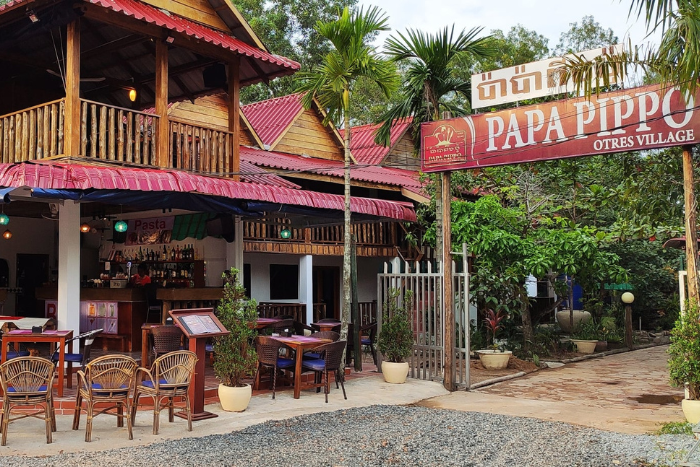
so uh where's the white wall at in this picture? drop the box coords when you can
[0,217,57,315]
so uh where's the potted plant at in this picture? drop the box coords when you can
[377,289,414,384]
[570,318,599,354]
[668,303,700,423]
[476,309,512,370]
[596,315,616,352]
[213,267,258,411]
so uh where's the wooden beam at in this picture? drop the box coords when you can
[81,34,145,59]
[64,19,81,157]
[155,40,169,168]
[229,57,240,181]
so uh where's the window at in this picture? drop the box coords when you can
[269,264,298,300]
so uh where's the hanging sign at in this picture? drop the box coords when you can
[421,84,700,173]
[125,216,174,245]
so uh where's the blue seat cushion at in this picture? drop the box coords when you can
[205,344,214,352]
[91,383,128,395]
[302,358,326,371]
[6,351,30,359]
[303,352,322,360]
[361,338,371,345]
[141,379,188,390]
[7,385,47,392]
[276,358,295,369]
[51,353,83,363]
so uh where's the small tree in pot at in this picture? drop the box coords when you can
[476,309,512,370]
[377,288,414,383]
[213,267,258,411]
[669,302,700,423]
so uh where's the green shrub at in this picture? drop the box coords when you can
[571,318,600,341]
[213,268,258,388]
[656,421,693,435]
[377,289,414,363]
[669,303,700,399]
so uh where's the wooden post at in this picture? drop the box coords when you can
[228,56,240,180]
[155,40,169,168]
[624,304,634,350]
[683,145,699,306]
[64,19,81,157]
[442,171,454,391]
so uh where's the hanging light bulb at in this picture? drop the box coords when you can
[0,213,8,225]
[279,228,291,239]
[114,220,128,232]
[80,223,91,233]
[128,89,137,102]
[2,230,11,240]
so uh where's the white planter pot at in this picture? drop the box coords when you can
[218,383,252,412]
[476,350,512,370]
[571,339,597,354]
[381,361,409,384]
[556,310,591,333]
[682,398,700,424]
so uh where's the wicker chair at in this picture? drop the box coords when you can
[270,318,295,337]
[151,326,184,366]
[131,350,198,435]
[254,336,294,399]
[0,356,55,445]
[293,321,315,336]
[304,331,340,359]
[73,354,138,442]
[301,340,347,403]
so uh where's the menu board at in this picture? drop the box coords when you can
[180,314,223,335]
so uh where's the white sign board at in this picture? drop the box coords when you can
[471,45,623,109]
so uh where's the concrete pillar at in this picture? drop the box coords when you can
[299,255,313,324]
[225,216,244,273]
[58,201,80,334]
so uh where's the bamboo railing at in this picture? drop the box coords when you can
[169,119,232,174]
[0,99,65,163]
[244,219,399,247]
[80,99,158,165]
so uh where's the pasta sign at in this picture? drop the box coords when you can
[421,84,700,172]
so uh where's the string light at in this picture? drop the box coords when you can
[80,223,91,233]
[2,230,11,240]
[128,89,137,102]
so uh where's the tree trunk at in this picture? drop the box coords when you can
[683,145,699,307]
[519,289,533,351]
[340,87,352,367]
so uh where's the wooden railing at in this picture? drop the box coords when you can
[0,99,65,163]
[257,302,327,324]
[169,119,232,174]
[80,99,158,165]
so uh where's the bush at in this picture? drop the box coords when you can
[377,289,414,363]
[213,268,258,388]
[668,303,700,399]
[571,318,600,341]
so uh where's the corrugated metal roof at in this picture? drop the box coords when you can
[239,160,300,189]
[86,0,299,72]
[0,162,416,221]
[240,146,423,190]
[241,93,304,148]
[341,118,412,165]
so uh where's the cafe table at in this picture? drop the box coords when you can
[310,321,341,332]
[269,335,331,399]
[1,329,73,397]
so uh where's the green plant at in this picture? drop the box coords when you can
[669,303,700,399]
[571,319,600,341]
[213,268,258,387]
[377,289,414,363]
[656,421,693,436]
[599,315,617,341]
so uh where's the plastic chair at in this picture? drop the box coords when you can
[0,356,55,445]
[151,325,184,366]
[254,336,295,399]
[131,350,198,434]
[301,340,347,403]
[72,354,138,442]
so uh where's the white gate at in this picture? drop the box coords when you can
[377,249,470,388]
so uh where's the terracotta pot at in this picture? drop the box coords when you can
[571,339,597,354]
[381,361,409,384]
[595,340,608,352]
[476,350,512,370]
[555,310,592,333]
[218,383,252,412]
[682,398,700,424]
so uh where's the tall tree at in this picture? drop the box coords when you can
[554,15,618,55]
[295,6,398,358]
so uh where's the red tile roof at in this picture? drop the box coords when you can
[342,119,413,165]
[0,162,415,221]
[240,93,304,148]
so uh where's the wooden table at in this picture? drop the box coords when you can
[1,330,73,397]
[269,335,331,399]
[311,321,341,332]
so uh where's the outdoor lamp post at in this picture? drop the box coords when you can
[621,292,635,350]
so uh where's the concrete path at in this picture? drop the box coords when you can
[421,345,685,434]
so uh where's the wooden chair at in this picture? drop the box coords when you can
[131,350,198,435]
[0,356,55,445]
[254,336,294,399]
[73,354,138,442]
[301,340,347,403]
[304,331,340,359]
[346,322,378,365]
[151,325,184,366]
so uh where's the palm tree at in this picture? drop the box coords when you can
[296,6,399,359]
[373,26,493,147]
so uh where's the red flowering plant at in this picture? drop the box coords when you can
[483,309,506,351]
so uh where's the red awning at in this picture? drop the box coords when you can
[0,163,416,222]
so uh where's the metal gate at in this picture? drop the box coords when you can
[377,249,470,388]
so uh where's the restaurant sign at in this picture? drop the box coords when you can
[125,216,174,245]
[421,84,700,173]
[470,45,623,109]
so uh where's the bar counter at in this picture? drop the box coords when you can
[156,288,224,323]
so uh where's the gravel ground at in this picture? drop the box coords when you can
[0,406,695,467]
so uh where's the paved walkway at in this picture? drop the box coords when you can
[0,345,682,456]
[422,345,684,434]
